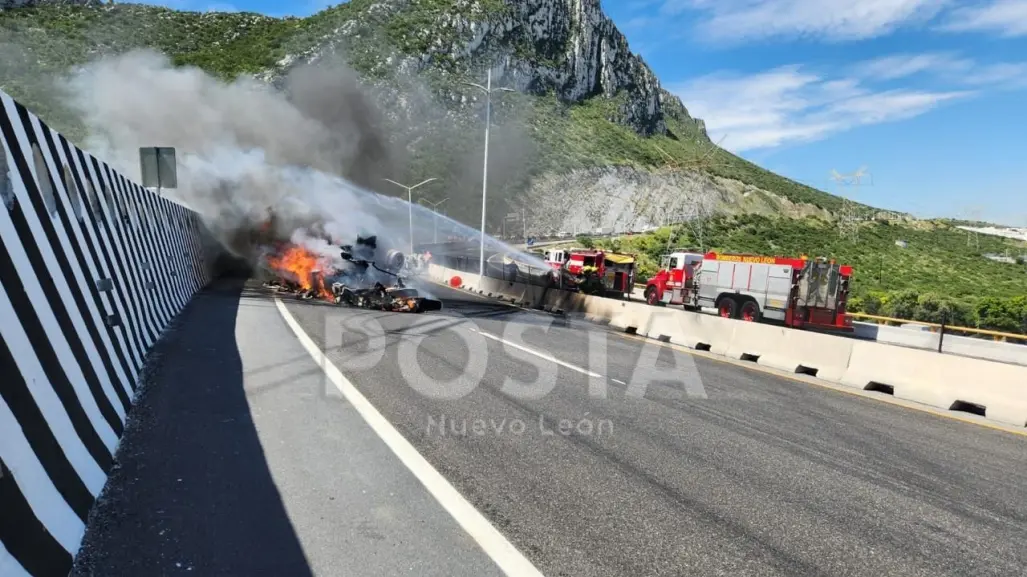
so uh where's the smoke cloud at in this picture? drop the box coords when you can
[54,49,410,263]
[50,46,550,278]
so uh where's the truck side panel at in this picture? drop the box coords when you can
[732,263,751,291]
[767,266,793,301]
[716,262,733,289]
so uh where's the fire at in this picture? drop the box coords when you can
[265,244,334,301]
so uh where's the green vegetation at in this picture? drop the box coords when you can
[590,214,1027,334]
[526,93,850,212]
[1,1,847,213]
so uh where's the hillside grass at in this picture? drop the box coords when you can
[522,93,851,212]
[1,1,847,213]
[589,214,1027,333]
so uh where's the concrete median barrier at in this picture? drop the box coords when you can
[639,307,731,351]
[604,300,655,333]
[428,264,482,293]
[841,340,1027,427]
[723,322,855,381]
[0,88,224,577]
[428,263,1027,428]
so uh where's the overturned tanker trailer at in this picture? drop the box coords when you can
[329,235,443,313]
[261,232,443,313]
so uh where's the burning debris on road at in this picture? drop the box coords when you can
[263,244,335,300]
[259,232,442,313]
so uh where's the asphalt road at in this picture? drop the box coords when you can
[282,280,1027,577]
[74,278,1027,577]
[72,280,504,577]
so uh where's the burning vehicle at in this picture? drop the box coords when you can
[260,231,443,313]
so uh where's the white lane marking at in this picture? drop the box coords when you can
[612,379,627,385]
[274,298,545,577]
[468,326,603,379]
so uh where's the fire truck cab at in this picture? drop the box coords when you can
[644,251,705,309]
[543,248,568,270]
[645,251,853,331]
[544,247,636,299]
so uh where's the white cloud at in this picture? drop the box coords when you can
[960,62,1027,86]
[669,65,972,151]
[661,0,948,43]
[938,0,1027,37]
[851,52,971,80]
[851,52,1027,89]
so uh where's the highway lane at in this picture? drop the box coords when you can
[283,281,1027,577]
[72,280,506,577]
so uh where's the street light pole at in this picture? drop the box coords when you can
[418,197,448,244]
[383,177,437,254]
[463,69,514,277]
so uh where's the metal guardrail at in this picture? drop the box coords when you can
[632,282,1025,346]
[845,312,1027,344]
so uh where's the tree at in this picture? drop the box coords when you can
[576,235,595,248]
[861,292,885,315]
[913,293,973,327]
[976,296,1027,334]
[885,289,919,320]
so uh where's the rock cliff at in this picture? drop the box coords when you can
[274,0,707,138]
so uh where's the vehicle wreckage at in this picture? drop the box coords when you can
[261,233,443,313]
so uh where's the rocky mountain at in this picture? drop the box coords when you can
[269,0,707,139]
[0,0,865,234]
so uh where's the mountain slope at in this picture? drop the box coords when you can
[0,0,866,230]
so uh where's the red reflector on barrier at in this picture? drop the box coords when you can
[450,276,462,287]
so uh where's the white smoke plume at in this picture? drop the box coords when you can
[53,47,552,277]
[53,49,406,263]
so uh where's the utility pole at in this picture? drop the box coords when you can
[383,177,437,254]
[831,166,872,244]
[651,137,728,255]
[961,206,984,249]
[418,197,448,244]
[463,68,515,277]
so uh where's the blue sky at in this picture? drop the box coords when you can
[149,0,1026,224]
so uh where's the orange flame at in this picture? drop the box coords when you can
[266,244,334,301]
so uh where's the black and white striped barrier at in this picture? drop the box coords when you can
[0,89,221,576]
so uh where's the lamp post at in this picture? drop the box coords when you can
[383,177,437,254]
[418,197,449,243]
[463,68,515,277]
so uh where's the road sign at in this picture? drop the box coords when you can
[139,147,178,190]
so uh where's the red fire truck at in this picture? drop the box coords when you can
[544,248,636,299]
[644,251,854,331]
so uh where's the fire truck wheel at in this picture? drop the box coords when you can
[716,296,738,319]
[739,299,761,322]
[645,287,659,306]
